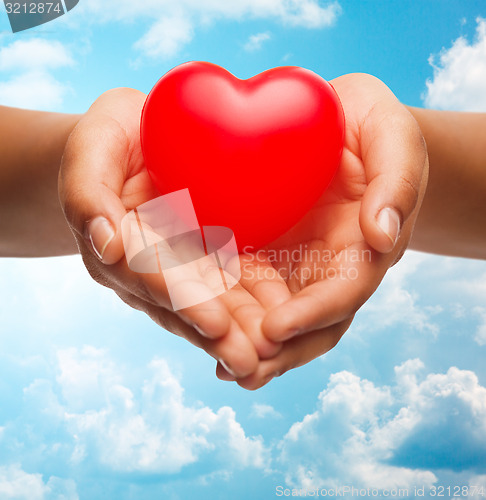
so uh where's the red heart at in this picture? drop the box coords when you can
[140,61,344,252]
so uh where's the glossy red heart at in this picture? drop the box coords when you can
[140,61,344,252]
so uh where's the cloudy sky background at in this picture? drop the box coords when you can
[1,1,486,498]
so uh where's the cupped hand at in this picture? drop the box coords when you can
[60,74,428,391]
[58,88,282,379]
[217,73,429,389]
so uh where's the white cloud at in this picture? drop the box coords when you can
[278,359,486,490]
[251,403,282,419]
[0,465,46,500]
[77,0,341,59]
[244,32,271,52]
[359,252,440,336]
[473,307,486,346]
[447,270,486,346]
[463,272,486,301]
[0,39,73,110]
[79,0,341,27]
[424,17,486,111]
[56,346,122,412]
[0,71,70,110]
[0,256,131,338]
[0,39,73,71]
[0,465,77,500]
[22,347,269,475]
[133,15,194,58]
[2,320,485,493]
[276,0,341,28]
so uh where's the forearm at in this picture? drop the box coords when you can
[407,106,486,260]
[0,105,81,257]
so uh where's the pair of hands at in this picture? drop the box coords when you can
[58,73,428,390]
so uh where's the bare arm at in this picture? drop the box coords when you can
[0,105,80,257]
[1,103,485,261]
[407,107,486,260]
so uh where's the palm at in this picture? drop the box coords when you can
[265,133,369,291]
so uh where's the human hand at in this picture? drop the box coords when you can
[59,73,428,390]
[59,88,284,378]
[217,73,429,389]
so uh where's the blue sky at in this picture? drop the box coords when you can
[1,1,486,499]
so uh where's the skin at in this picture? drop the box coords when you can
[407,107,486,260]
[1,73,485,390]
[0,106,79,257]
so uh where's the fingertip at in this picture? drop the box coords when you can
[186,300,232,339]
[199,322,259,379]
[222,327,259,378]
[192,321,229,340]
[85,216,125,265]
[233,304,283,359]
[361,205,402,254]
[261,303,302,342]
[62,173,128,265]
[231,352,259,379]
[256,338,283,359]
[375,207,401,252]
[237,371,276,391]
[216,361,236,382]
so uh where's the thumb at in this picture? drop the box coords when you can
[59,118,129,265]
[359,105,428,253]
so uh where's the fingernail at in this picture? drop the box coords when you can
[376,207,401,249]
[86,217,115,262]
[194,323,211,339]
[219,359,237,378]
[289,327,303,336]
[283,327,303,341]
